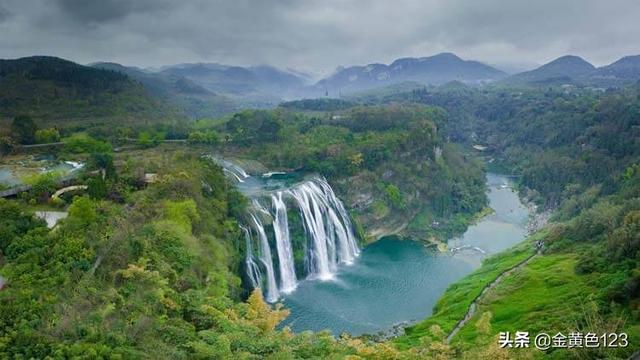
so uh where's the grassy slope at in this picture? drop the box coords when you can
[397,231,640,359]
[396,236,538,349]
[454,250,639,359]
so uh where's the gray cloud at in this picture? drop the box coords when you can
[0,5,10,22]
[0,0,638,74]
[54,0,174,24]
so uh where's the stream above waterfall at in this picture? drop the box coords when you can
[216,158,529,336]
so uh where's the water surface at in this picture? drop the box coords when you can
[280,173,529,335]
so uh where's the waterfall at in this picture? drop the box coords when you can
[316,178,360,263]
[289,178,360,280]
[210,156,249,182]
[290,182,334,279]
[241,226,262,288]
[250,213,279,303]
[272,192,298,293]
[220,155,359,302]
[224,168,245,183]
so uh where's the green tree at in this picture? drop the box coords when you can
[34,128,61,144]
[88,152,116,179]
[10,115,37,145]
[64,134,112,154]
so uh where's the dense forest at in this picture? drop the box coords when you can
[0,57,181,127]
[0,148,403,358]
[217,104,487,242]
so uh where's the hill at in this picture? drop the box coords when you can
[314,53,506,95]
[0,56,177,127]
[91,62,237,118]
[589,55,640,85]
[158,63,309,105]
[505,55,595,85]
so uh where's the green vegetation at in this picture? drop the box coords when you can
[0,148,407,358]
[187,129,220,145]
[383,83,640,358]
[10,115,37,145]
[280,98,356,111]
[398,238,539,349]
[0,57,179,128]
[35,127,61,143]
[2,60,640,358]
[218,104,487,242]
[63,133,113,154]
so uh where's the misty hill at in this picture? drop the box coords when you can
[314,53,506,95]
[505,55,595,85]
[588,55,640,85]
[92,62,237,118]
[0,56,175,126]
[158,63,309,105]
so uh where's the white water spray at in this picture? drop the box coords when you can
[241,226,262,288]
[250,213,279,302]
[272,192,298,293]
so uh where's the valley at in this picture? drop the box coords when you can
[1,48,639,359]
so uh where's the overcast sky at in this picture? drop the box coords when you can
[1,0,638,75]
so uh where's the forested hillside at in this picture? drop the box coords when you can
[92,62,238,119]
[215,104,487,242]
[0,147,409,358]
[365,84,640,358]
[0,57,179,127]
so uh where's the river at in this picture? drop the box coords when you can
[279,173,529,335]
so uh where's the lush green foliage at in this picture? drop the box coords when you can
[35,127,61,143]
[280,98,356,111]
[10,115,37,144]
[63,133,112,154]
[377,83,640,358]
[353,83,640,209]
[0,56,181,128]
[220,104,487,242]
[0,151,380,358]
[187,129,220,145]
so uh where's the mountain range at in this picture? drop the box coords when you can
[315,53,507,95]
[2,52,640,126]
[157,63,311,105]
[91,62,237,118]
[505,54,640,86]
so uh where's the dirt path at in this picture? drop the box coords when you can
[445,244,543,343]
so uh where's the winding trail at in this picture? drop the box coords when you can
[445,243,544,343]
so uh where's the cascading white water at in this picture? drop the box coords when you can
[250,213,279,303]
[241,226,262,288]
[290,182,333,279]
[218,159,359,302]
[224,168,245,183]
[272,192,297,293]
[289,178,360,280]
[209,156,250,182]
[316,178,360,263]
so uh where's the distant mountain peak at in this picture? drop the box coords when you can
[316,52,505,94]
[544,55,594,69]
[590,54,640,84]
[608,54,640,66]
[506,55,595,84]
[430,52,462,60]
